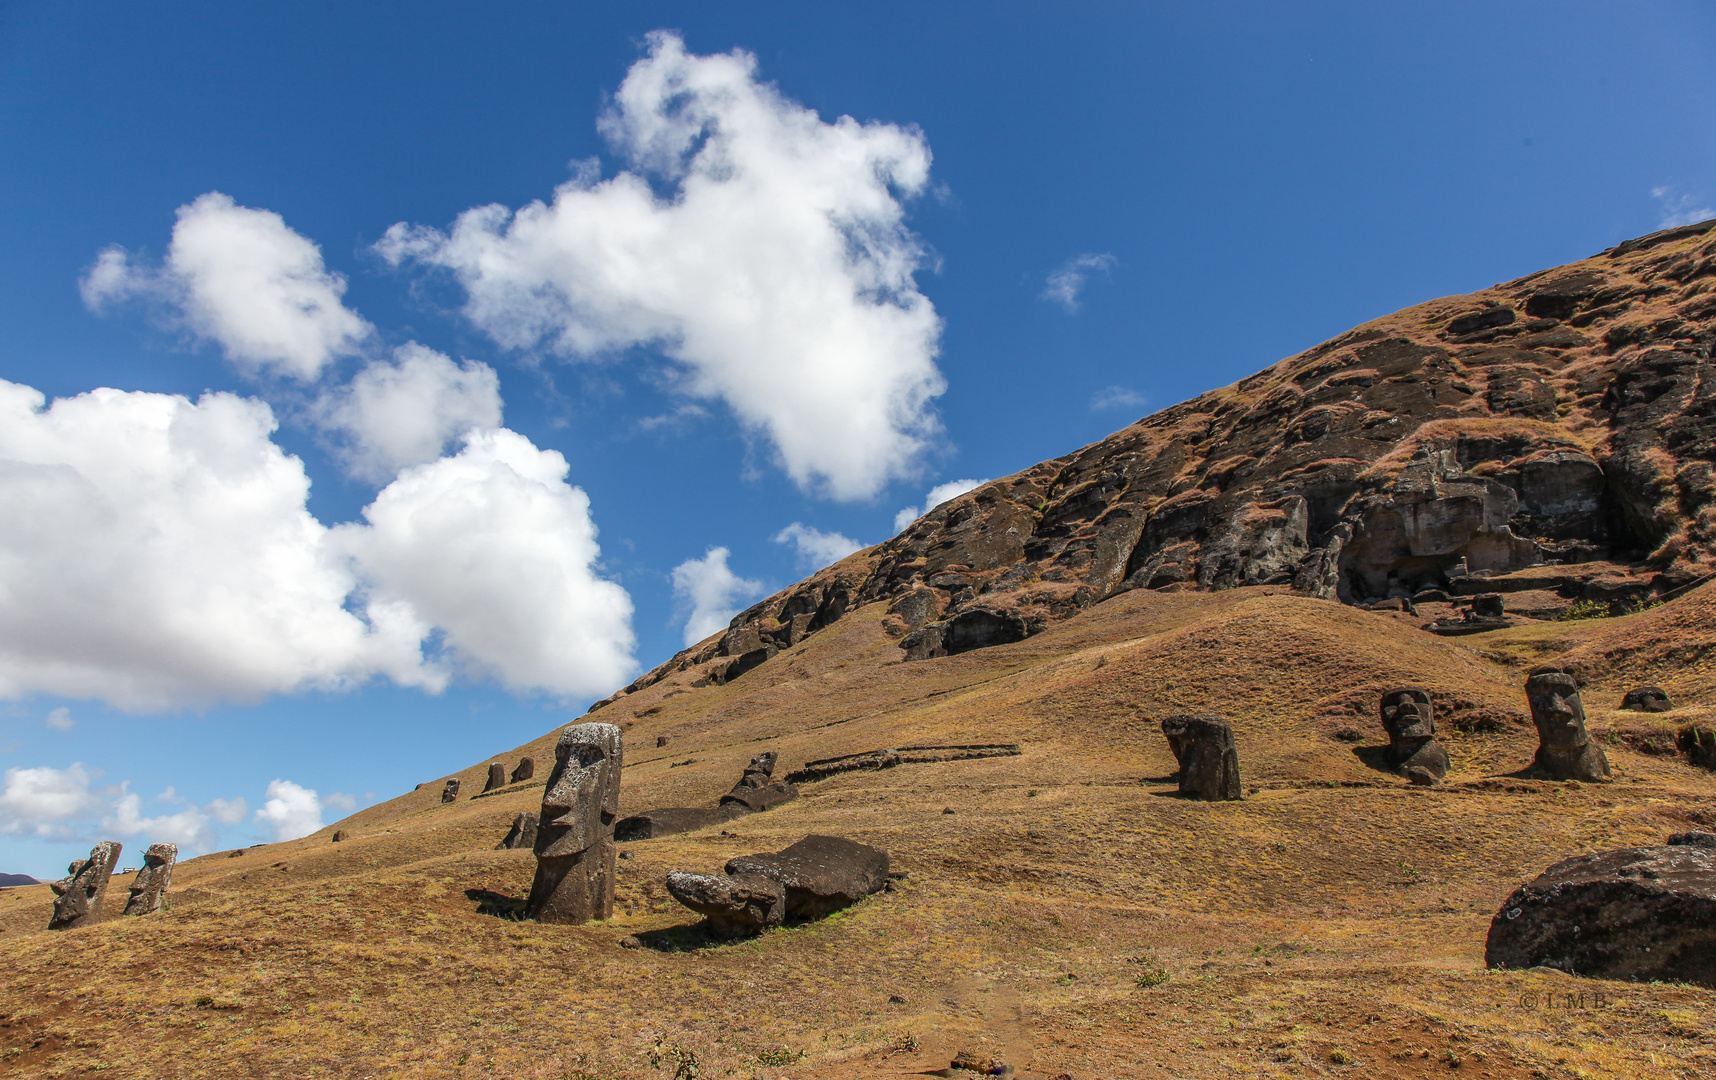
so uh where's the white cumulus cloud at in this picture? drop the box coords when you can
[0,763,103,839]
[0,762,246,856]
[1042,252,1116,313]
[0,377,635,710]
[313,343,504,483]
[378,31,946,501]
[1652,186,1715,229]
[255,779,323,842]
[892,477,990,533]
[773,522,864,570]
[82,192,374,381]
[335,429,637,697]
[1090,385,1147,413]
[671,547,765,647]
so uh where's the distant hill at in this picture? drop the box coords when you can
[0,873,39,888]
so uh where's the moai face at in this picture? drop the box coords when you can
[535,723,623,858]
[1380,687,1435,741]
[1527,670,1589,750]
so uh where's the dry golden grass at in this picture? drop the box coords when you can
[3,586,1715,1079]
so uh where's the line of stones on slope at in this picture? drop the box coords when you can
[782,744,1022,784]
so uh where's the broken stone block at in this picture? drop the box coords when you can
[615,805,747,842]
[665,834,890,937]
[122,843,176,917]
[497,811,539,850]
[525,722,623,924]
[1621,685,1673,712]
[510,756,535,784]
[720,783,799,813]
[48,841,122,930]
[484,762,506,792]
[441,779,460,803]
[1525,668,1610,781]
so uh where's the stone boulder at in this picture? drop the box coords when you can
[48,841,122,930]
[484,762,506,792]
[122,843,176,917]
[497,811,539,850]
[1472,592,1505,618]
[1680,725,1716,770]
[510,756,535,784]
[1621,686,1673,712]
[1485,842,1716,986]
[666,834,891,937]
[615,805,747,842]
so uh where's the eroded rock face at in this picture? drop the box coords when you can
[1621,686,1674,712]
[122,843,176,917]
[1172,715,1242,801]
[587,219,1716,711]
[1379,687,1450,781]
[510,756,535,784]
[1485,843,1716,985]
[484,762,506,792]
[1525,668,1611,781]
[48,841,121,930]
[497,812,538,851]
[526,723,622,924]
[666,835,890,937]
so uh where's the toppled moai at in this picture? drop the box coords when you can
[665,834,889,938]
[1379,686,1450,781]
[525,722,622,924]
[441,779,460,803]
[1525,667,1611,781]
[48,840,122,930]
[615,749,798,841]
[484,762,506,792]
[122,843,177,917]
[496,811,539,851]
[1621,686,1674,713]
[510,756,535,784]
[1485,837,1716,985]
[1163,714,1242,801]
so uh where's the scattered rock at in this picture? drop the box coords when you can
[496,812,539,851]
[122,843,176,917]
[1379,686,1450,781]
[1524,668,1611,781]
[888,994,908,1005]
[942,807,956,815]
[226,849,246,858]
[1485,842,1716,986]
[665,835,891,937]
[484,762,506,793]
[656,735,669,748]
[1621,686,1674,712]
[441,779,460,803]
[525,723,622,925]
[48,841,122,930]
[618,849,633,859]
[1404,765,1440,787]
[619,935,641,949]
[1166,715,1242,801]
[1668,831,1716,849]
[510,756,535,784]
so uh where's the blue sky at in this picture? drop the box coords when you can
[2,1,1713,876]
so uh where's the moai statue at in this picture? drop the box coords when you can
[1525,667,1611,781]
[496,811,539,851]
[1168,715,1242,801]
[1621,686,1673,713]
[47,840,122,930]
[1379,687,1450,782]
[730,752,777,791]
[656,735,670,748]
[441,778,460,803]
[510,756,535,784]
[484,762,506,793]
[1473,593,1505,618]
[525,722,623,924]
[122,843,177,917]
[718,750,797,813]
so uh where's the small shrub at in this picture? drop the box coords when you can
[648,1037,701,1080]
[753,1047,804,1066]
[1134,966,1170,988]
[1556,599,1611,621]
[1329,1049,1352,1064]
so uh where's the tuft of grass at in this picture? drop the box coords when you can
[1556,599,1611,621]
[753,1047,804,1066]
[1134,966,1170,989]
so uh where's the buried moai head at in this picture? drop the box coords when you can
[1621,686,1673,713]
[510,756,535,784]
[1527,668,1589,750]
[535,722,624,859]
[441,779,460,803]
[122,843,177,917]
[484,762,506,792]
[48,840,122,930]
[1380,687,1435,741]
[1167,714,1242,801]
[1160,715,1192,768]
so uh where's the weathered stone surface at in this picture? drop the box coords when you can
[1525,668,1611,781]
[48,841,121,929]
[664,870,786,937]
[785,744,1020,784]
[484,762,506,792]
[1621,686,1673,712]
[331,830,347,842]
[510,756,535,784]
[1485,843,1716,985]
[1166,715,1242,800]
[1472,592,1505,618]
[122,843,176,917]
[614,805,746,842]
[719,783,800,813]
[441,779,460,803]
[729,751,778,790]
[1681,725,1716,770]
[526,722,623,924]
[497,812,539,850]
[1669,831,1716,849]
[1379,686,1450,780]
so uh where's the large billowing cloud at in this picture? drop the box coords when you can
[82,192,373,381]
[670,547,765,647]
[0,378,636,710]
[254,779,323,842]
[313,344,504,482]
[379,31,946,500]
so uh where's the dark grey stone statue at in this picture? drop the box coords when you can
[1525,667,1611,781]
[525,722,623,924]
[48,841,122,929]
[1379,686,1450,781]
[122,843,177,916]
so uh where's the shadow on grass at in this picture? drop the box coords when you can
[465,888,527,921]
[1350,744,1402,776]
[634,921,739,952]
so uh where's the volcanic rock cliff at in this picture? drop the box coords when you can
[594,218,1716,709]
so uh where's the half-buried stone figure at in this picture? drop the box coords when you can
[1379,687,1450,782]
[526,722,622,924]
[1524,667,1611,781]
[48,840,122,930]
[1162,715,1242,801]
[122,843,177,916]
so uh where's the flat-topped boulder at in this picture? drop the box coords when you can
[1485,842,1716,986]
[615,805,746,842]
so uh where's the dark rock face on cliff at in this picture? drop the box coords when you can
[593,219,1716,711]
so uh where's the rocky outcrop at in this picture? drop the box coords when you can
[591,219,1716,711]
[1485,841,1716,985]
